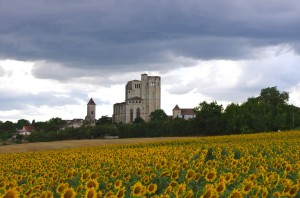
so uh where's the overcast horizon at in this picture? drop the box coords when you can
[1,0,300,122]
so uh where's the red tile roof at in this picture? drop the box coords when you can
[180,109,195,115]
[22,126,34,132]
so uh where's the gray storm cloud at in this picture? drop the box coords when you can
[0,0,299,74]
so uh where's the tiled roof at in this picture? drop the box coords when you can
[22,126,33,132]
[181,109,195,115]
[87,98,96,105]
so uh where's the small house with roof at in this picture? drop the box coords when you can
[12,125,34,140]
[172,105,196,120]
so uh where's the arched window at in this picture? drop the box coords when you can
[136,108,141,118]
[130,109,133,123]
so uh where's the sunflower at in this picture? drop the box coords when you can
[242,182,253,195]
[97,191,103,198]
[56,183,69,194]
[115,180,122,189]
[61,187,76,198]
[171,171,179,180]
[105,191,114,198]
[185,190,193,198]
[177,183,186,194]
[150,173,156,179]
[90,173,98,180]
[289,185,298,197]
[229,189,243,198]
[185,169,195,181]
[0,181,5,189]
[155,163,162,170]
[170,181,178,188]
[3,188,19,198]
[86,179,99,189]
[110,171,119,178]
[201,189,213,198]
[262,187,268,198]
[205,170,217,182]
[215,182,226,194]
[85,188,97,198]
[165,186,172,194]
[130,182,146,197]
[116,187,126,198]
[81,170,91,181]
[241,166,249,174]
[286,164,292,172]
[143,176,150,184]
[147,183,157,194]
[195,173,201,180]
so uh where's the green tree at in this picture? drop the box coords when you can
[96,116,112,125]
[194,101,224,135]
[149,109,168,121]
[47,117,66,131]
[133,117,145,124]
[15,119,31,130]
[224,103,242,134]
[258,86,289,131]
[0,121,15,133]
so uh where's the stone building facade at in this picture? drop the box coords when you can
[113,74,161,123]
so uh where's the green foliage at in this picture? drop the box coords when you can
[96,116,112,126]
[133,117,145,124]
[15,119,31,130]
[194,101,225,135]
[149,109,168,121]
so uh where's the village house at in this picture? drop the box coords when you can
[172,105,196,120]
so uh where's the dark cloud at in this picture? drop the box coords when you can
[0,0,300,74]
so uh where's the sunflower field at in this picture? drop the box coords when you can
[1,131,300,198]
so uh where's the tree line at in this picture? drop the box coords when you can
[1,86,300,143]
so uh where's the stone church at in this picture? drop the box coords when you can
[113,74,161,123]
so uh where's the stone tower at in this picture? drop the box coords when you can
[141,74,161,122]
[85,98,96,124]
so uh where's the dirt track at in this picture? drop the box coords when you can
[0,137,193,154]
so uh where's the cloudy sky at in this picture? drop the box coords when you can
[1,0,300,122]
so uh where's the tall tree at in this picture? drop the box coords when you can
[194,101,224,135]
[16,119,31,130]
[224,103,242,134]
[258,86,289,131]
